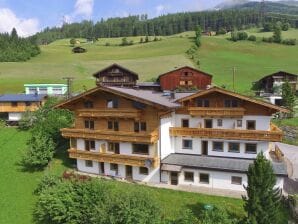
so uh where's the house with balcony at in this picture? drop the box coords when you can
[56,65,288,193]
[253,71,297,105]
[24,84,68,96]
[0,94,46,124]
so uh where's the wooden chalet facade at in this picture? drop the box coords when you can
[93,64,139,87]
[57,65,288,192]
[157,66,212,91]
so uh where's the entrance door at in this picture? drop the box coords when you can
[100,162,105,174]
[204,119,213,128]
[126,165,133,180]
[202,141,208,155]
[170,172,178,185]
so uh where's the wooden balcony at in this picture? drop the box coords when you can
[170,124,283,142]
[68,148,158,167]
[188,107,245,117]
[0,104,39,113]
[61,128,158,143]
[77,108,142,119]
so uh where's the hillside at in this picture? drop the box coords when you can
[0,29,297,94]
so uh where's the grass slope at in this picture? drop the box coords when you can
[0,30,297,94]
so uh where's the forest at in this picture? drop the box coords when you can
[0,28,40,62]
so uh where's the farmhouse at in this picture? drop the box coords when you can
[0,94,46,124]
[24,84,67,96]
[57,65,288,192]
[254,71,297,105]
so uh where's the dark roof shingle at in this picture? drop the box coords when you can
[0,94,46,102]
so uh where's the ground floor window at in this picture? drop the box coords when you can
[110,163,118,174]
[182,139,192,149]
[85,160,93,167]
[139,167,149,175]
[231,176,242,185]
[245,143,257,154]
[184,171,194,182]
[212,141,224,151]
[199,173,209,184]
[228,142,240,153]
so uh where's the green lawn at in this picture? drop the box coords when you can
[0,29,297,94]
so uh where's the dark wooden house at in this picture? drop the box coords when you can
[255,71,298,94]
[157,66,212,91]
[93,64,139,87]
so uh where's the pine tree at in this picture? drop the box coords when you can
[282,81,295,116]
[195,25,202,47]
[273,22,282,43]
[243,153,282,224]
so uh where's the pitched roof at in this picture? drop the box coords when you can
[92,63,139,79]
[157,66,213,81]
[0,94,46,102]
[162,153,287,176]
[176,86,289,113]
[55,86,190,109]
[258,71,297,82]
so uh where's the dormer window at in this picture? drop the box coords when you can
[84,101,93,108]
[224,99,238,108]
[107,99,118,108]
[196,99,209,107]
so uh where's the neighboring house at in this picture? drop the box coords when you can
[254,71,297,105]
[0,94,46,123]
[24,84,68,96]
[157,66,212,91]
[93,64,139,87]
[56,69,288,193]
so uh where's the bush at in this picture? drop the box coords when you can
[263,22,274,32]
[198,207,238,224]
[282,22,290,31]
[105,42,110,46]
[237,31,248,40]
[282,38,296,45]
[262,37,273,43]
[248,35,256,41]
[230,31,239,41]
[216,28,227,35]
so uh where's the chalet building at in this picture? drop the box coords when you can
[157,66,212,91]
[0,94,46,123]
[24,84,67,96]
[57,82,288,192]
[254,71,297,105]
[93,64,139,87]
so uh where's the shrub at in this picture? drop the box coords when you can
[216,28,227,35]
[105,42,110,46]
[248,35,256,41]
[263,22,274,32]
[237,31,248,40]
[282,22,290,31]
[230,31,239,41]
[198,207,238,224]
[262,37,273,43]
[282,38,296,45]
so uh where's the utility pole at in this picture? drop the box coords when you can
[63,77,74,99]
[233,67,236,92]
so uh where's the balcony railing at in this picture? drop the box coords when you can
[77,108,142,119]
[188,107,245,117]
[61,128,158,143]
[170,124,283,142]
[68,148,158,167]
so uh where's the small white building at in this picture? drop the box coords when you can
[24,84,68,96]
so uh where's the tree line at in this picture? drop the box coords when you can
[0,28,40,62]
[34,9,298,45]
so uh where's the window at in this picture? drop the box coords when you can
[84,101,93,108]
[212,141,224,151]
[107,99,118,108]
[217,119,222,127]
[25,102,31,106]
[39,87,47,94]
[134,121,146,132]
[182,139,192,149]
[224,99,238,108]
[85,140,95,151]
[184,171,194,182]
[108,142,120,153]
[196,99,209,107]
[52,87,62,94]
[231,176,242,185]
[85,160,93,167]
[246,120,256,130]
[110,163,118,172]
[228,142,240,153]
[181,119,189,128]
[179,80,186,86]
[108,121,119,131]
[236,120,242,127]
[28,87,37,94]
[84,120,94,129]
[139,167,149,175]
[199,173,209,184]
[185,80,193,86]
[245,143,257,154]
[205,119,213,128]
[132,144,149,155]
[11,102,18,107]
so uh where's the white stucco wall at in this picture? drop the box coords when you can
[8,112,23,121]
[160,114,175,159]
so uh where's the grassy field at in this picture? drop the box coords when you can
[0,127,250,223]
[0,29,297,94]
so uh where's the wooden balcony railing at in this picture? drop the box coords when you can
[0,105,39,113]
[68,148,158,167]
[170,124,283,142]
[77,108,142,119]
[188,107,245,117]
[61,128,158,143]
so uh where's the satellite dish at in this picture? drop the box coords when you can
[145,159,152,168]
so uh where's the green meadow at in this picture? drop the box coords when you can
[0,29,297,94]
